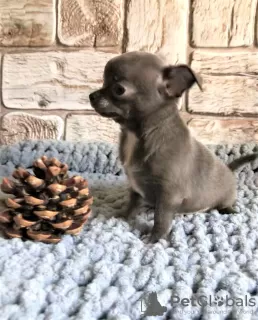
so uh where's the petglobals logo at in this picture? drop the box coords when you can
[171,294,256,308]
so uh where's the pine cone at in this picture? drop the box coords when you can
[0,156,93,244]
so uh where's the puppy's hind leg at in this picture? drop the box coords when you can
[217,206,237,215]
[216,192,238,215]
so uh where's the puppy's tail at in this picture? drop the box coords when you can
[227,153,258,171]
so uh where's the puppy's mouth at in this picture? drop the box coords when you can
[96,109,119,119]
[94,107,124,124]
[89,91,127,124]
[89,99,121,120]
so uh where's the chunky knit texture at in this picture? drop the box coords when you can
[1,140,258,320]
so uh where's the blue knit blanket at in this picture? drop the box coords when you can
[0,140,258,320]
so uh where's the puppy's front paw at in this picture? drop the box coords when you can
[141,234,151,244]
[150,233,159,243]
[150,218,172,243]
[149,230,166,243]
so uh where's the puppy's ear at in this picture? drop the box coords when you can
[162,64,203,98]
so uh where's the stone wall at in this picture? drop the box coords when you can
[0,0,258,145]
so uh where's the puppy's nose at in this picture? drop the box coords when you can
[89,91,99,103]
[89,92,95,102]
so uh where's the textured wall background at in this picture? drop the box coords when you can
[0,0,258,145]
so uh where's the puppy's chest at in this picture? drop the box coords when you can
[122,131,146,197]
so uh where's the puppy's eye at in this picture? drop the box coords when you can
[113,84,125,96]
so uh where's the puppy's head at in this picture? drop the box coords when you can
[89,51,202,125]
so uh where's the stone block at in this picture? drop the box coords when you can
[58,0,124,49]
[2,50,117,110]
[0,0,55,46]
[65,114,120,143]
[0,112,64,145]
[188,117,258,144]
[191,0,257,47]
[126,0,189,64]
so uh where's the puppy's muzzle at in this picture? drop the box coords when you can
[89,90,106,112]
[89,90,114,118]
[89,91,101,105]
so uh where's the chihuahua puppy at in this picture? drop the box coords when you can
[89,51,258,243]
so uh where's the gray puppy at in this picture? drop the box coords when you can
[89,51,258,243]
